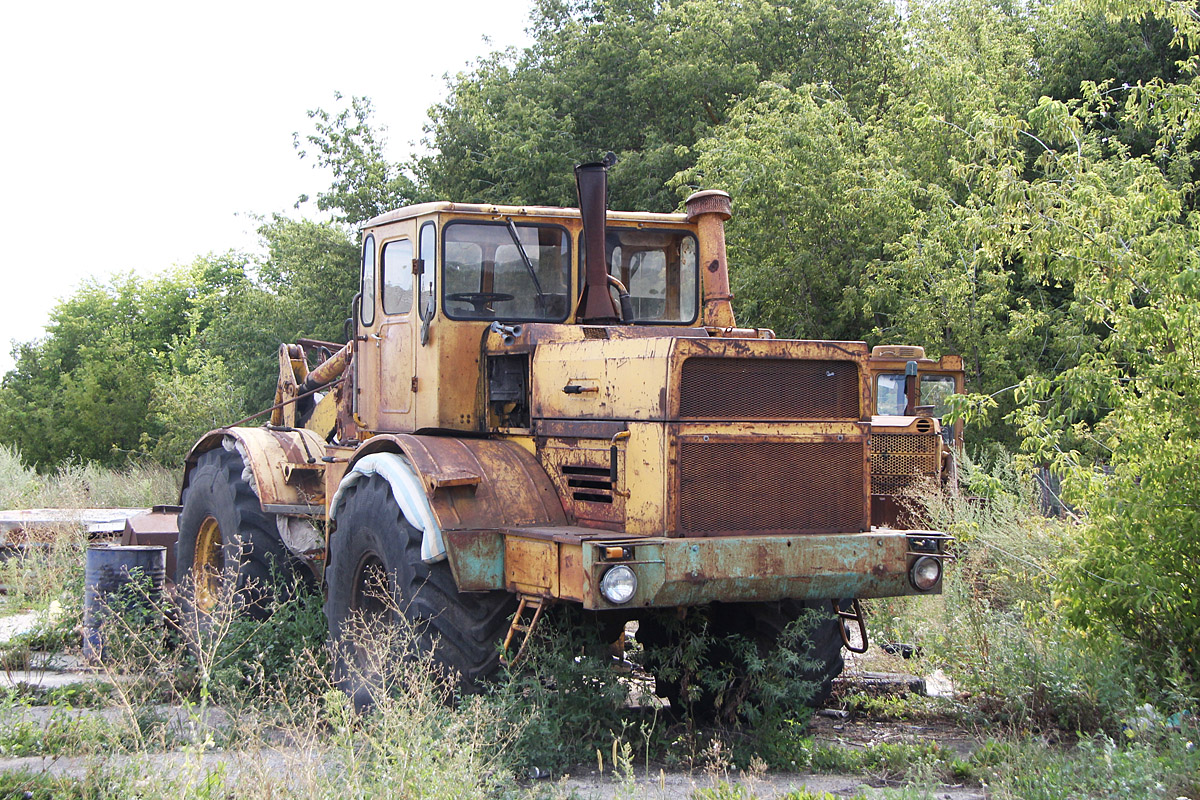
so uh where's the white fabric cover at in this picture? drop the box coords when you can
[328,452,447,563]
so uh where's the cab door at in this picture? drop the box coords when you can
[376,232,416,431]
[355,233,381,429]
[355,227,416,432]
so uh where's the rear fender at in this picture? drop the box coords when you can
[182,427,329,515]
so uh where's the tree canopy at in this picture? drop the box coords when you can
[0,218,357,469]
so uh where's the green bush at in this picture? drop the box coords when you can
[483,607,639,773]
[871,448,1148,732]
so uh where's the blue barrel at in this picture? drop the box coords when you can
[82,545,167,662]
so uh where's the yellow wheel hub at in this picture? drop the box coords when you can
[193,516,224,613]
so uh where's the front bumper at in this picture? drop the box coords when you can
[443,527,951,610]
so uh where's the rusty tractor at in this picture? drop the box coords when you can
[174,162,953,711]
[867,346,965,528]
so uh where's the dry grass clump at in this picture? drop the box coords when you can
[70,572,518,799]
[0,443,178,510]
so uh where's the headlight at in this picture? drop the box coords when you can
[599,565,637,604]
[910,555,942,591]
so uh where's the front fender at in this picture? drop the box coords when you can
[350,434,567,532]
[339,434,567,570]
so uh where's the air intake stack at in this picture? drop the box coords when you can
[574,161,621,323]
[685,190,737,328]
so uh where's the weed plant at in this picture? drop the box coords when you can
[0,605,81,671]
[479,605,850,776]
[0,524,89,614]
[67,572,519,798]
[870,447,1149,732]
[483,607,646,774]
[862,446,1199,796]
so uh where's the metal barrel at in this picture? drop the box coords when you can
[82,545,166,662]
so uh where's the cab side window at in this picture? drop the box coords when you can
[419,223,436,318]
[360,235,376,326]
[381,239,414,315]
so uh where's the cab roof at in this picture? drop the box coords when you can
[363,201,689,230]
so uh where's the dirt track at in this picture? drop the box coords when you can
[0,747,986,800]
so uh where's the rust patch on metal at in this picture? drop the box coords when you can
[352,434,568,533]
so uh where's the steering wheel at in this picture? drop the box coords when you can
[447,292,514,313]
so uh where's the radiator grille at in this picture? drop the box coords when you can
[871,433,939,494]
[872,474,923,495]
[678,358,860,420]
[678,440,866,534]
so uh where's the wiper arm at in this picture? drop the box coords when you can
[506,219,548,312]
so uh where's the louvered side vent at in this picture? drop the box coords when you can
[678,358,860,420]
[678,440,866,535]
[563,464,614,504]
[870,433,940,494]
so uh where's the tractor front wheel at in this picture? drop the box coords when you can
[325,473,515,708]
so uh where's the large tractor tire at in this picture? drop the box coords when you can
[325,473,515,708]
[638,599,846,721]
[176,447,310,618]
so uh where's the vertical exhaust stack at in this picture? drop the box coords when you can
[685,190,737,329]
[575,161,621,323]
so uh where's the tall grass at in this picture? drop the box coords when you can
[0,443,179,510]
[872,446,1183,731]
[71,575,518,799]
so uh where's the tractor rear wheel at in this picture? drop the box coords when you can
[176,447,309,618]
[325,473,515,708]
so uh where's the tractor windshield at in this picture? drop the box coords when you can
[875,372,959,417]
[604,228,699,324]
[442,221,572,322]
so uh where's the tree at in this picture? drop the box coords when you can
[191,218,358,416]
[0,271,197,467]
[881,0,1200,680]
[417,0,903,211]
[676,83,903,341]
[295,93,427,226]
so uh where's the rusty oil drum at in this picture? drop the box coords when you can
[82,545,166,662]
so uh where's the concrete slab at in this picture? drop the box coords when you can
[0,669,109,691]
[0,508,148,541]
[0,610,38,643]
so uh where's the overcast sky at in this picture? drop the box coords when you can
[0,0,533,373]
